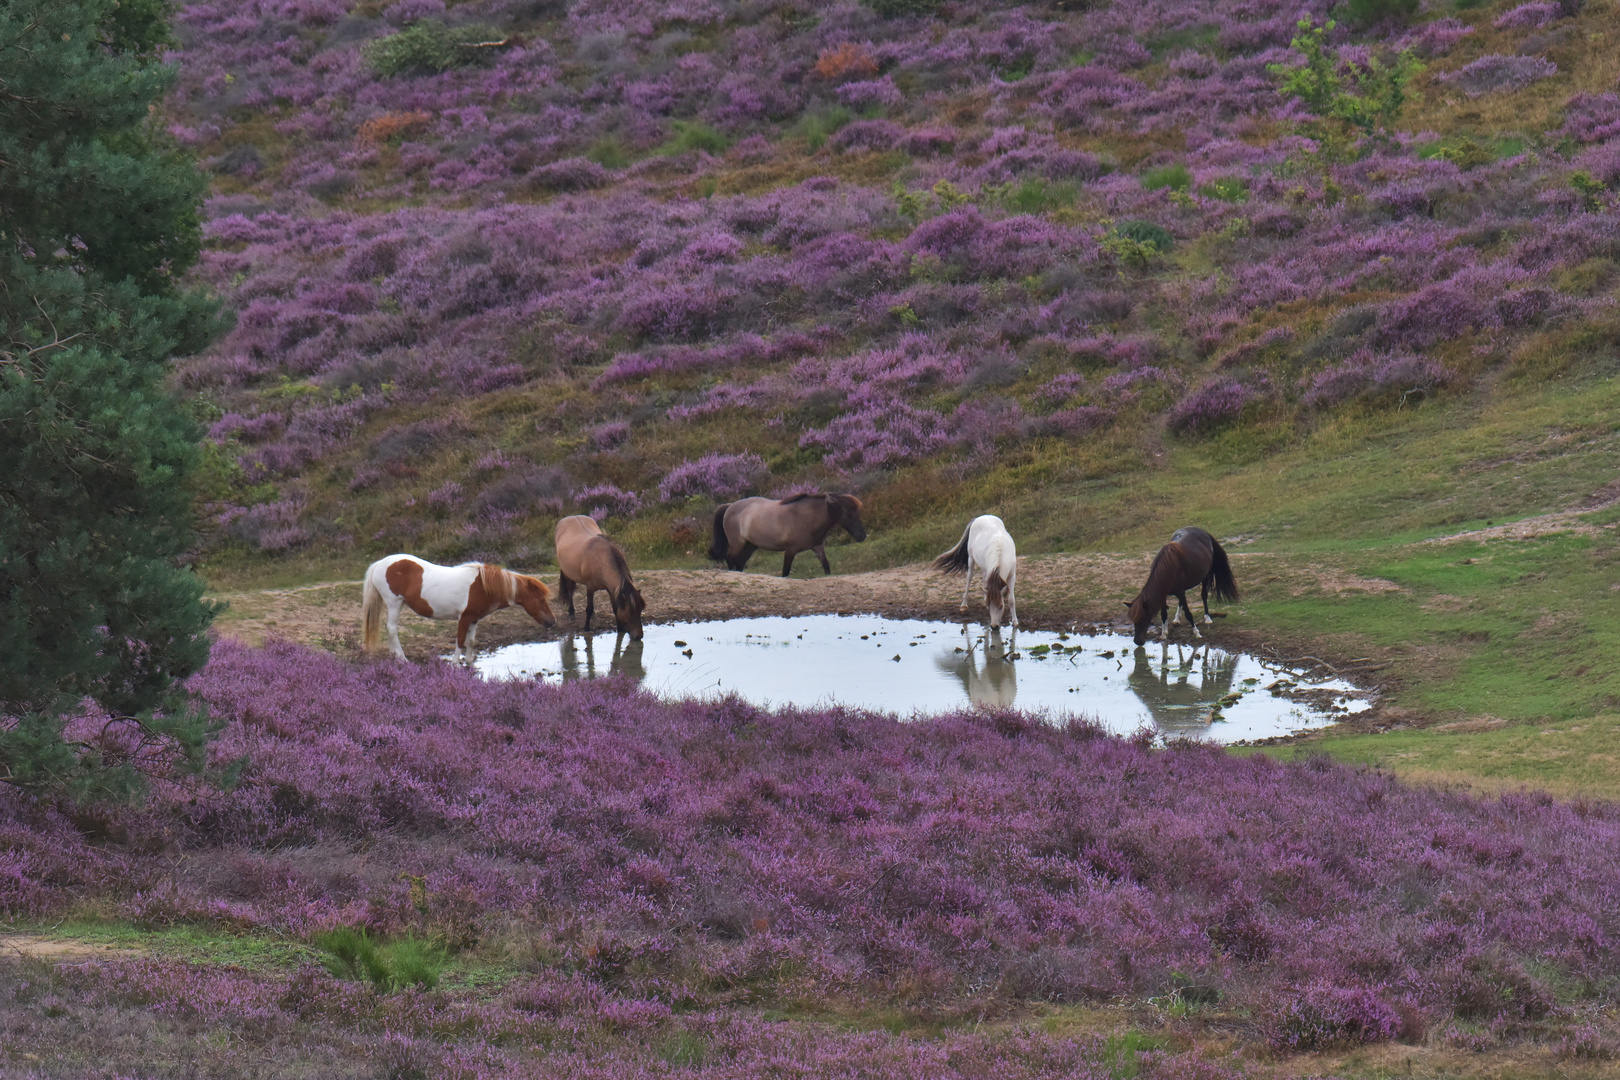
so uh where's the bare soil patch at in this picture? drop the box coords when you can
[0,934,140,960]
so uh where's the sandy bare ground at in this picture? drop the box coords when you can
[0,934,140,960]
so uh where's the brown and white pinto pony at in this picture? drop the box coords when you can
[554,515,646,640]
[362,554,555,663]
[709,493,867,577]
[1125,527,1239,647]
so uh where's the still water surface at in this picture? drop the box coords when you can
[469,615,1370,744]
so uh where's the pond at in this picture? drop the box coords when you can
[468,615,1371,744]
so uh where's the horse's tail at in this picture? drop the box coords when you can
[708,504,732,563]
[932,522,972,575]
[362,567,384,650]
[1209,538,1240,602]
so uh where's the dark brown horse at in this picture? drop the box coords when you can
[1125,527,1239,646]
[708,494,867,576]
[555,515,646,639]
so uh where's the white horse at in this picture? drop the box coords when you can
[361,554,555,663]
[932,514,1019,628]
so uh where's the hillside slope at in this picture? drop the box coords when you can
[168,0,1620,575]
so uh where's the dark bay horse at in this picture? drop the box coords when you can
[709,494,867,576]
[1125,527,1239,646]
[555,515,645,639]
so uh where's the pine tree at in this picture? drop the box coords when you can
[0,0,229,797]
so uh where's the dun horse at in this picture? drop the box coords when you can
[1125,527,1239,646]
[933,514,1019,628]
[709,493,867,576]
[554,515,645,640]
[362,554,555,663]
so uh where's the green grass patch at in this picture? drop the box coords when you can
[797,106,853,151]
[1250,713,1620,801]
[661,120,729,156]
[1140,163,1191,192]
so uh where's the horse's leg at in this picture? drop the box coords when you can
[812,544,830,575]
[1201,578,1214,624]
[386,597,407,661]
[1158,603,1170,639]
[584,589,595,632]
[1007,571,1019,628]
[733,543,756,571]
[465,619,481,663]
[559,572,576,618]
[960,561,974,612]
[781,550,796,577]
[1178,592,1202,639]
[454,612,472,664]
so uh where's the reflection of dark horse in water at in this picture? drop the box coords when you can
[1126,527,1240,646]
[1127,644,1238,732]
[558,632,646,682]
[935,627,1017,708]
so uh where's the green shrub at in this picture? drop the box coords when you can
[864,0,943,17]
[1002,177,1081,214]
[798,106,852,151]
[1141,163,1192,192]
[1199,176,1250,202]
[362,21,507,77]
[1115,220,1175,252]
[586,135,631,169]
[1335,0,1418,25]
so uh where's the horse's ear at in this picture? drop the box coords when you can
[1122,601,1131,609]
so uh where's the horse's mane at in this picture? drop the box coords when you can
[781,491,862,513]
[478,563,515,603]
[1142,543,1185,598]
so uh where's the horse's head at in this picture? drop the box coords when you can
[613,579,646,641]
[829,494,867,542]
[1125,595,1153,646]
[517,575,558,628]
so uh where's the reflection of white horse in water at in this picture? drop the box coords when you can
[933,515,1019,628]
[936,626,1018,708]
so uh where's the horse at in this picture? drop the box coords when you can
[932,514,1019,628]
[1125,527,1239,647]
[554,515,645,640]
[362,554,556,663]
[708,493,867,577]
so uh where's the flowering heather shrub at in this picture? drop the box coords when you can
[1302,351,1448,408]
[218,498,310,552]
[1270,984,1404,1050]
[830,120,906,154]
[1494,2,1562,29]
[657,452,768,502]
[1562,92,1620,144]
[801,400,956,471]
[1167,378,1255,435]
[573,483,643,520]
[6,641,1617,1044]
[1438,55,1558,97]
[1395,18,1473,57]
